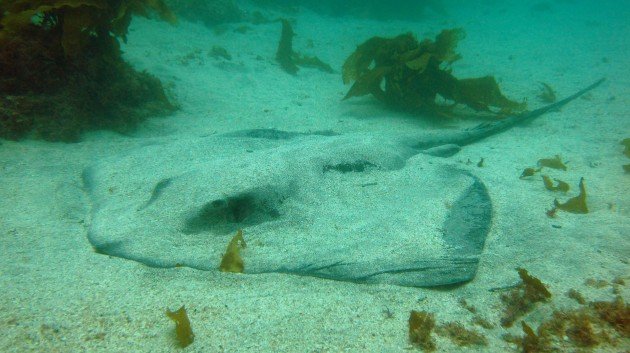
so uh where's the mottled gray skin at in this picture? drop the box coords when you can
[82,79,604,287]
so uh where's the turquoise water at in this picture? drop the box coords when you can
[0,1,628,352]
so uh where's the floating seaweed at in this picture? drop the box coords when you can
[592,296,630,336]
[342,29,525,117]
[0,1,176,57]
[500,268,552,328]
[275,19,334,75]
[520,167,541,178]
[537,155,567,170]
[521,321,549,353]
[553,177,588,214]
[408,310,436,351]
[166,306,195,348]
[565,313,600,346]
[501,276,630,352]
[219,229,247,273]
[276,19,299,74]
[541,175,570,192]
[499,273,630,352]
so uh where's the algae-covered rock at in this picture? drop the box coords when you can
[0,0,176,141]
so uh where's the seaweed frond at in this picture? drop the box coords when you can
[452,76,527,113]
[542,175,570,192]
[520,321,551,353]
[592,296,630,336]
[537,155,567,170]
[520,167,540,178]
[0,0,176,57]
[0,0,177,141]
[276,19,298,75]
[342,35,404,84]
[409,310,436,351]
[341,29,526,117]
[505,294,629,352]
[432,28,465,64]
[275,19,333,75]
[519,268,552,302]
[166,306,195,348]
[219,229,247,273]
[553,177,588,214]
[500,268,552,328]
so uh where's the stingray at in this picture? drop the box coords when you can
[83,79,603,287]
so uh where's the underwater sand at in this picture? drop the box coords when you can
[0,1,628,352]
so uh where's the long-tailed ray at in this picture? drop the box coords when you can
[83,79,603,287]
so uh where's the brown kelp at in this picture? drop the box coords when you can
[166,306,194,347]
[342,29,526,117]
[275,19,334,75]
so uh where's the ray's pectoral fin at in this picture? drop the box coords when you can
[421,144,462,157]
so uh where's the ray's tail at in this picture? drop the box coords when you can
[457,78,606,146]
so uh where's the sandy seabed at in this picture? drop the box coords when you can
[0,1,628,352]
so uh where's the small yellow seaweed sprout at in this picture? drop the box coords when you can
[542,175,570,192]
[537,155,567,170]
[409,310,436,351]
[553,177,588,214]
[219,229,247,273]
[166,306,194,348]
[520,167,540,178]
